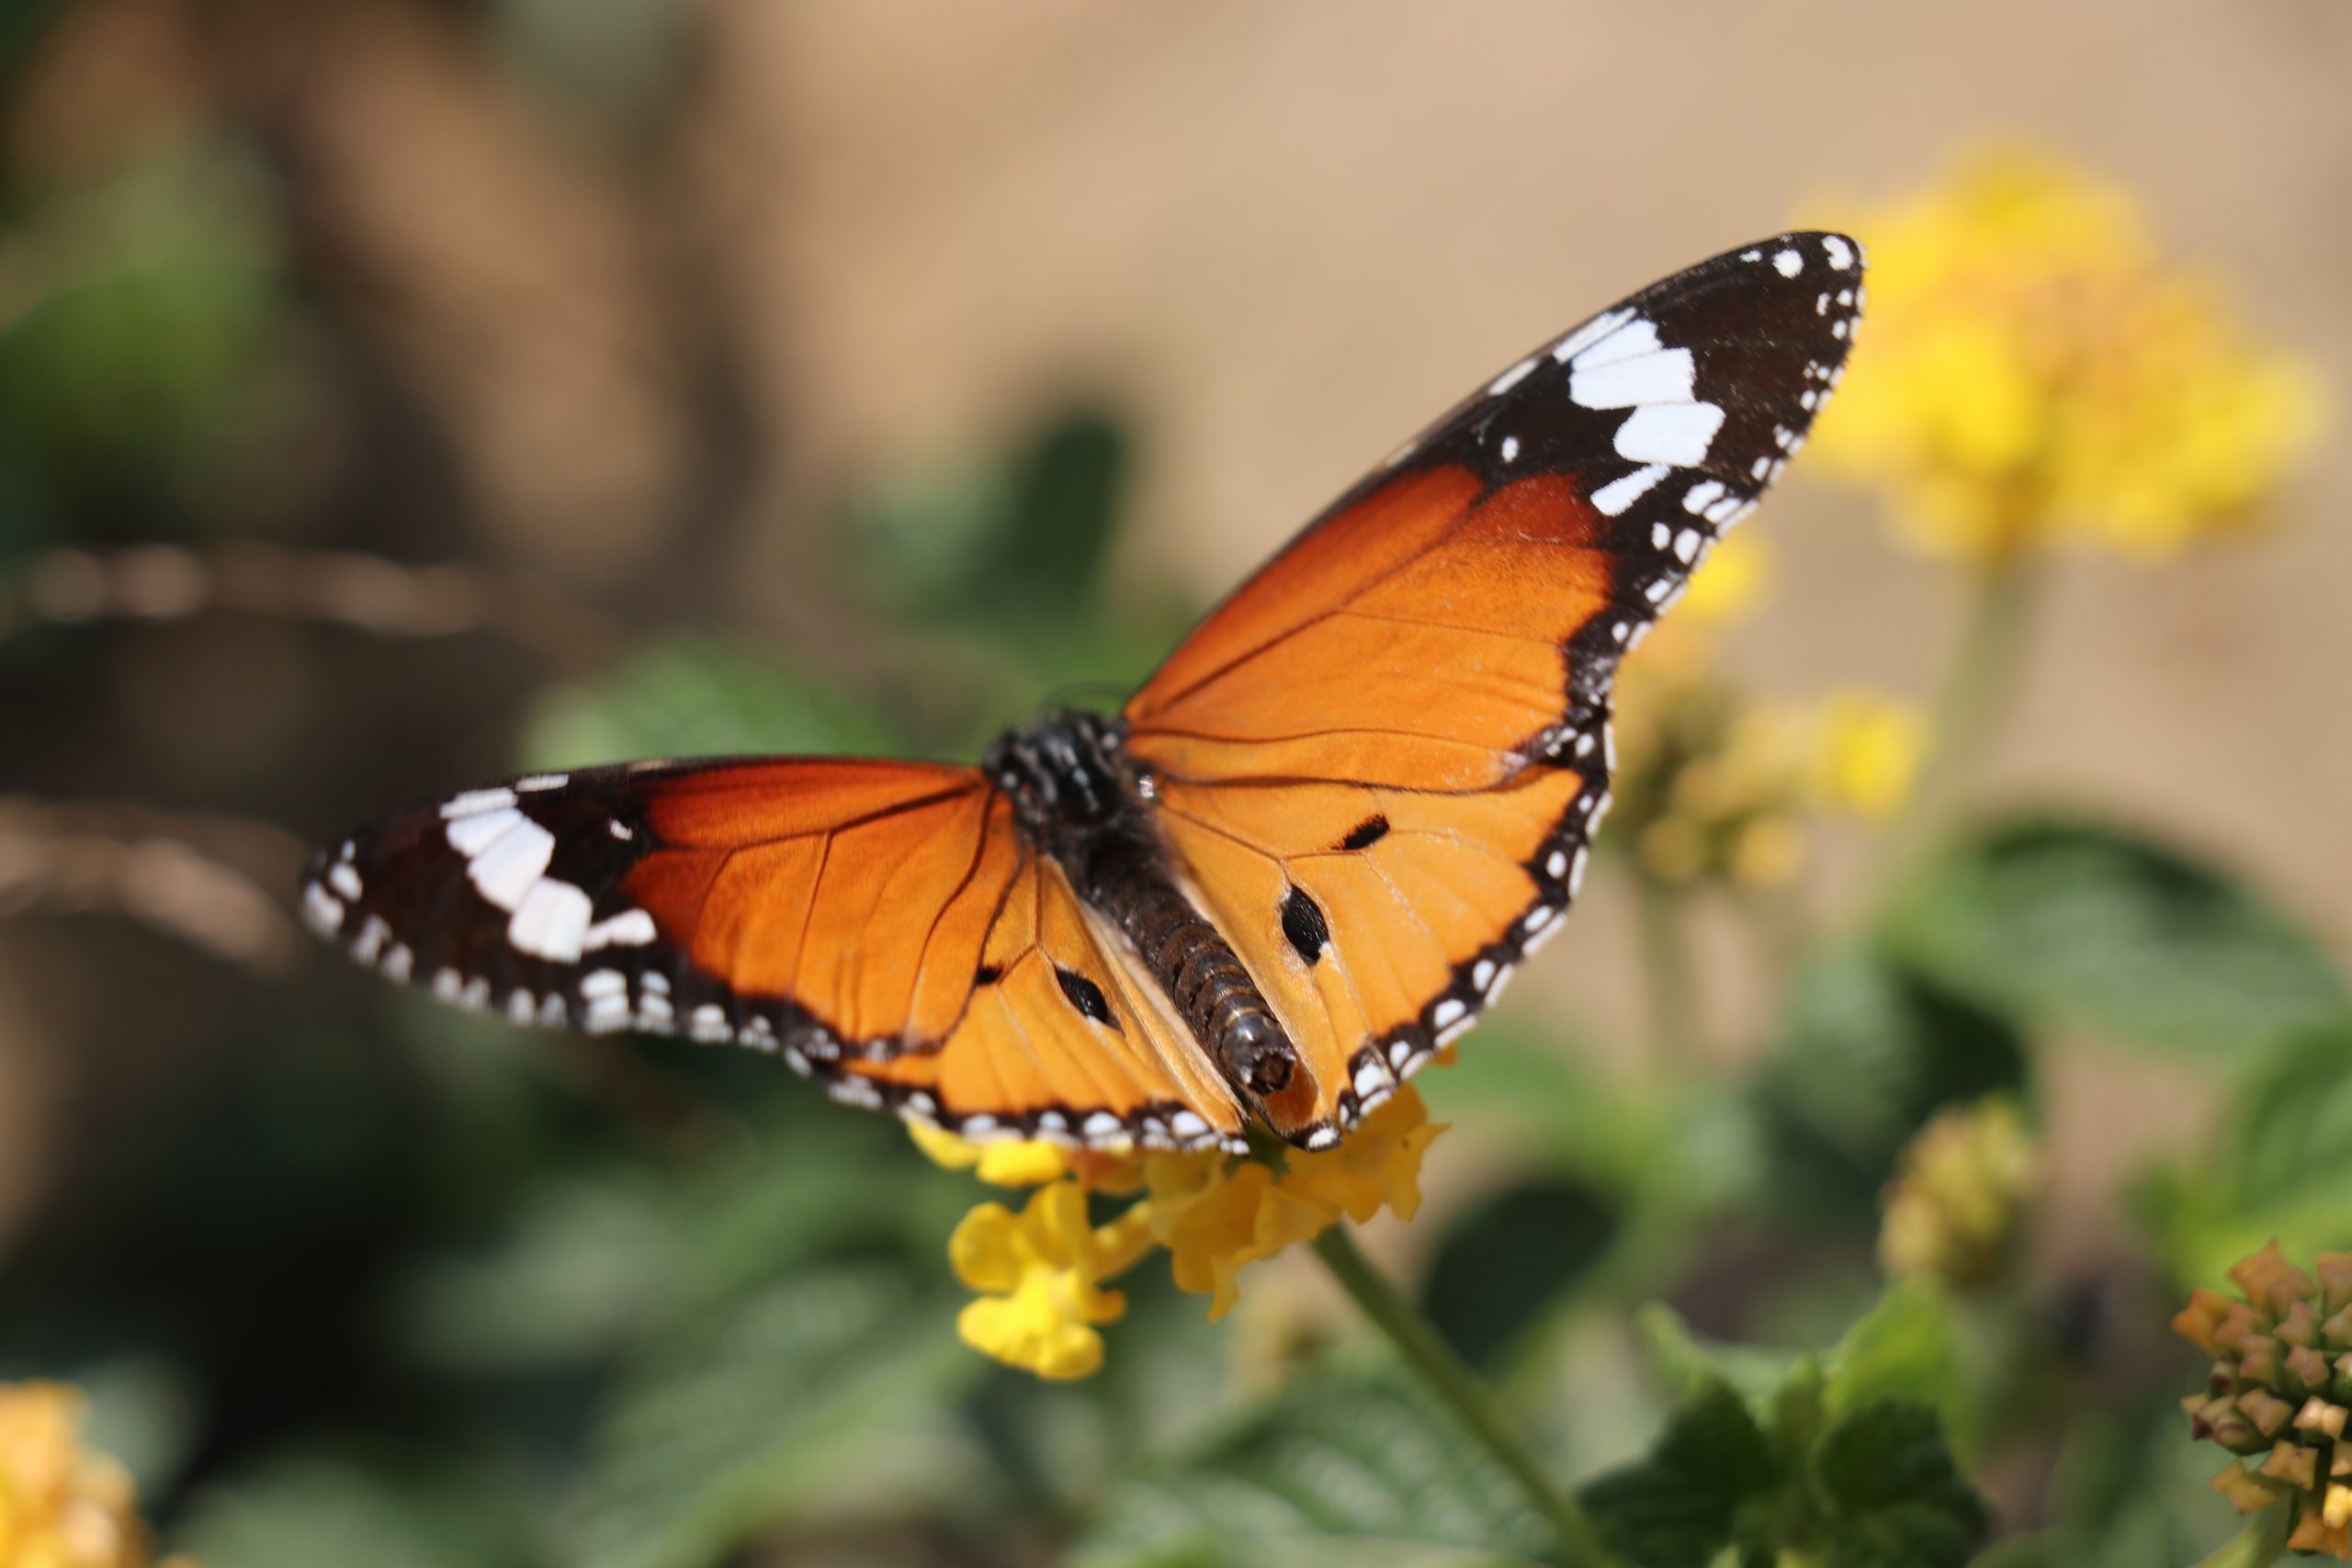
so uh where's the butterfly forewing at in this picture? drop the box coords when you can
[1122,232,1864,1145]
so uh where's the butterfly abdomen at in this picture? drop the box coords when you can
[988,710,1301,1108]
[1085,832,1293,1099]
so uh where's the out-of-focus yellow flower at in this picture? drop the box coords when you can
[1807,144,2324,568]
[0,1382,193,1568]
[1811,689,1931,821]
[2176,1242,2352,1559]
[1618,685,1932,892]
[931,1088,1448,1374]
[949,1179,1156,1380]
[1878,1098,2041,1289]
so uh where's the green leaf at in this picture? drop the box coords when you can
[179,1454,530,1568]
[994,406,1131,612]
[1072,1371,1558,1568]
[391,1168,679,1373]
[1758,944,2029,1214]
[1577,1381,1779,1568]
[1885,817,2350,1059]
[1419,1176,1620,1371]
[841,404,1133,625]
[1809,1400,1991,1568]
[2152,1023,2352,1280]
[562,1262,985,1568]
[1825,1280,1961,1439]
[521,636,905,770]
[1632,1303,1805,1406]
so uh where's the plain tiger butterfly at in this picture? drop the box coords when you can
[304,233,1864,1156]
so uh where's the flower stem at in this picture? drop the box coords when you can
[1871,557,2038,894]
[1634,872,1701,1071]
[2188,1506,2291,1568]
[1311,1225,1615,1567]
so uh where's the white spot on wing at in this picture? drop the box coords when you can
[583,908,658,950]
[1773,248,1804,278]
[508,878,594,962]
[445,807,524,857]
[1568,317,1662,371]
[465,817,556,911]
[441,787,517,820]
[1570,347,1695,410]
[1614,402,1724,466]
[1591,464,1670,517]
[301,883,344,933]
[327,863,362,900]
[1823,234,1855,270]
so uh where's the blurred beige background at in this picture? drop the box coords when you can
[28,1,2345,916]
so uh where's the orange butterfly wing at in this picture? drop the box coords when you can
[306,757,1244,1149]
[1124,232,1864,1145]
[311,232,1862,1156]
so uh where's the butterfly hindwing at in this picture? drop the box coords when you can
[834,856,1247,1151]
[1122,232,1863,1143]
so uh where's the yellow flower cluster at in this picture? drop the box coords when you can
[2176,1243,2352,1559]
[0,1383,192,1568]
[1805,145,2324,569]
[1877,1098,2041,1289]
[922,1089,1444,1379]
[1642,689,1928,888]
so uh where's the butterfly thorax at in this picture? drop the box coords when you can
[984,710,1300,1105]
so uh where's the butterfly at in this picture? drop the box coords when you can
[304,232,1863,1156]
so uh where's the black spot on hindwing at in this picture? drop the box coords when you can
[1339,814,1390,852]
[973,962,1003,987]
[1281,885,1330,964]
[1056,966,1117,1029]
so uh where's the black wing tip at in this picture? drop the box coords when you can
[1712,231,1868,283]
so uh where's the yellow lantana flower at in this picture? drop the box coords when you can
[1153,1162,1334,1322]
[1807,144,2324,568]
[905,1119,1072,1188]
[921,1088,1447,1374]
[949,1179,1156,1380]
[0,1382,194,1568]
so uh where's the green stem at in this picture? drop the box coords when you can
[2189,1504,2292,1568]
[1634,872,1701,1071]
[1871,557,2038,895]
[1311,1225,1616,1567]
